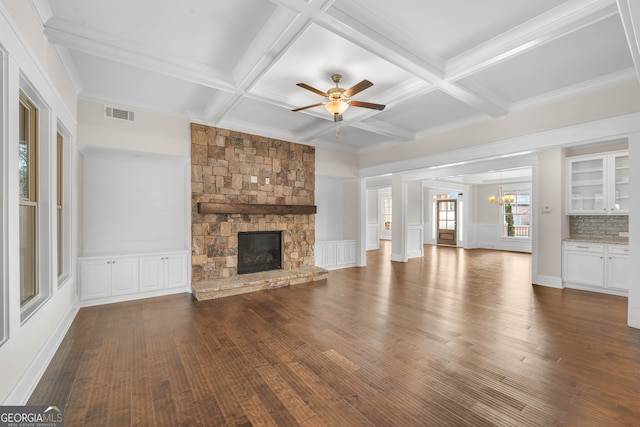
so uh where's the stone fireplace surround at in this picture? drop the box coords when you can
[190,124,327,300]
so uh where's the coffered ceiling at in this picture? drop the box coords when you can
[34,0,640,153]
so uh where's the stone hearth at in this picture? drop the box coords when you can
[190,124,326,300]
[192,266,328,301]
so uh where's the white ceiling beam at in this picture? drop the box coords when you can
[43,17,235,92]
[351,119,415,142]
[446,0,619,81]
[617,0,640,83]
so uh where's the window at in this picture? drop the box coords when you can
[502,190,530,238]
[19,93,38,305]
[56,132,63,279]
[383,196,392,231]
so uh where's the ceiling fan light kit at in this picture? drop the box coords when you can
[293,73,385,122]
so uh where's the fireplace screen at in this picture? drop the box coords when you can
[237,231,282,274]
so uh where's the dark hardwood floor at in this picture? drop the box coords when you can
[29,242,640,426]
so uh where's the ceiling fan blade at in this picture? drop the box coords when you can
[350,100,385,111]
[292,102,325,112]
[344,80,373,98]
[296,83,327,97]
[334,113,343,122]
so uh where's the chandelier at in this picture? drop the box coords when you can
[489,185,515,206]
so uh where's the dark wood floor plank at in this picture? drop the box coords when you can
[29,241,640,426]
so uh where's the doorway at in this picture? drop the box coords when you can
[437,200,457,246]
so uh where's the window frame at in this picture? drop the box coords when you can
[56,124,72,288]
[18,92,39,307]
[18,78,53,323]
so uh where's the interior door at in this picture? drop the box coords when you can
[437,200,457,246]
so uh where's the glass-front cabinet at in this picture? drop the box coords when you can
[567,151,628,215]
[612,153,630,213]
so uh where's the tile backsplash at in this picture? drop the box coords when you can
[569,215,628,239]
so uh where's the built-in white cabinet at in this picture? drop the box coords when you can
[79,256,139,299]
[562,242,628,295]
[78,250,189,305]
[140,253,188,291]
[567,151,629,215]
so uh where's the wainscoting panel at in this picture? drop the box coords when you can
[315,240,356,270]
[407,225,424,259]
[366,223,380,250]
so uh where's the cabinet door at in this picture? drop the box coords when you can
[563,250,604,287]
[79,259,112,299]
[607,253,629,291]
[139,256,165,291]
[111,257,139,295]
[610,154,629,214]
[165,254,188,289]
[567,156,606,214]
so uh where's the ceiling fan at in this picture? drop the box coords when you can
[292,74,385,122]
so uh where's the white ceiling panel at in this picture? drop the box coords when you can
[49,0,278,71]
[375,90,482,132]
[462,14,634,104]
[70,51,220,115]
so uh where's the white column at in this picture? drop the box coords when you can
[356,178,367,267]
[391,173,408,262]
[628,134,640,328]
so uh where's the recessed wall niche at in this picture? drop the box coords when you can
[81,148,189,255]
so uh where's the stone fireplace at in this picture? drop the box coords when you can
[190,124,327,300]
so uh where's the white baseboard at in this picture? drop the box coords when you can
[79,286,189,308]
[532,274,563,288]
[390,253,406,262]
[4,297,79,405]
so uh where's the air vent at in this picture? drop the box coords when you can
[105,106,135,122]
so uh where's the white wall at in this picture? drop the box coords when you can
[533,149,568,287]
[77,99,190,158]
[315,146,358,178]
[343,181,358,240]
[0,2,79,404]
[315,175,346,241]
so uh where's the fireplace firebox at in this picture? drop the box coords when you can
[237,231,282,274]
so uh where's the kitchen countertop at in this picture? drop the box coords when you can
[564,237,629,245]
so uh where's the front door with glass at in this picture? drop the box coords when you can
[437,200,457,246]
